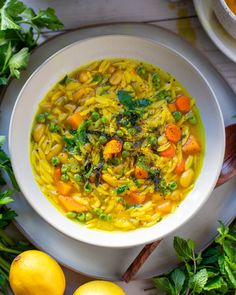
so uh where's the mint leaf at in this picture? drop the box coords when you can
[32,7,63,30]
[204,277,224,291]
[216,221,230,244]
[224,259,236,288]
[173,236,195,263]
[170,268,185,295]
[0,76,8,85]
[153,277,175,295]
[222,240,236,263]
[202,246,221,265]
[8,47,29,78]
[189,268,208,294]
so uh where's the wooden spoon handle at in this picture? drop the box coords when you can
[216,123,236,186]
[122,240,162,283]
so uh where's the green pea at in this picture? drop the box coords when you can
[136,66,146,76]
[94,119,101,128]
[148,136,157,145]
[128,128,136,135]
[121,119,131,127]
[85,212,93,221]
[188,113,197,124]
[101,117,108,124]
[66,212,77,219]
[123,141,132,150]
[61,164,70,173]
[77,212,86,222]
[122,150,129,159]
[74,174,82,182]
[51,156,60,166]
[36,112,48,123]
[61,174,69,182]
[152,73,161,89]
[112,157,121,166]
[49,122,59,133]
[103,163,108,170]
[99,213,112,221]
[99,135,107,144]
[172,111,182,121]
[168,181,177,191]
[91,111,100,121]
[99,213,107,220]
[84,183,92,192]
[106,214,112,221]
[93,208,103,216]
[116,130,124,137]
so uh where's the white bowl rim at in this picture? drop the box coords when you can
[218,0,236,20]
[9,34,225,248]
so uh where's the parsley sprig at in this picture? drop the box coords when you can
[0,136,32,294]
[152,219,236,295]
[0,0,63,85]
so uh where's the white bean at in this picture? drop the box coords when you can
[180,169,194,188]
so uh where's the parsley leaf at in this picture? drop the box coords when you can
[31,7,63,31]
[0,0,63,84]
[8,47,29,78]
[0,189,14,205]
[116,184,128,194]
[117,90,151,109]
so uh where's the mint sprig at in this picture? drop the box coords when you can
[153,219,236,294]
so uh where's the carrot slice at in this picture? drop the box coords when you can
[182,135,201,155]
[54,167,61,183]
[126,192,146,205]
[103,139,122,157]
[175,159,185,175]
[134,166,149,179]
[58,195,88,212]
[165,123,181,143]
[168,102,177,112]
[175,95,191,113]
[67,112,85,129]
[57,181,73,196]
[157,200,172,213]
[159,144,175,158]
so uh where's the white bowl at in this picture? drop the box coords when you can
[9,35,225,248]
[214,0,236,39]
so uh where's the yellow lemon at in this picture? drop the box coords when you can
[73,280,126,295]
[9,250,66,295]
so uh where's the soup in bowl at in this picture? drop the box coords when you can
[30,58,205,231]
[9,36,225,247]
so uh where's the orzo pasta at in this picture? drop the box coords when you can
[30,58,205,231]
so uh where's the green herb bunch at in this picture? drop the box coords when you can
[0,136,32,294]
[153,219,236,294]
[0,0,63,85]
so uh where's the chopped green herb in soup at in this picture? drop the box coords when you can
[31,58,205,231]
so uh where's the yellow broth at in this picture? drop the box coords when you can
[30,58,205,231]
